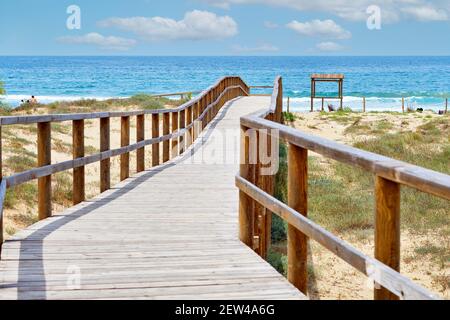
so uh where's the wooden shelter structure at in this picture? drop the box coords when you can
[310,74,344,111]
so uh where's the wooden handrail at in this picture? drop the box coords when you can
[237,76,448,300]
[235,176,440,300]
[0,76,250,255]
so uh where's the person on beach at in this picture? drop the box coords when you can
[30,96,38,104]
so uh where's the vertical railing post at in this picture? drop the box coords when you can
[120,116,130,181]
[152,114,160,167]
[72,119,85,205]
[254,131,264,255]
[287,143,308,295]
[186,105,193,148]
[162,113,170,163]
[239,125,255,247]
[171,112,179,158]
[136,114,145,173]
[192,102,199,141]
[38,121,51,220]
[100,117,110,192]
[179,109,186,154]
[374,176,400,300]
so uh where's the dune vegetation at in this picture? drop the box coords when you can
[270,110,449,299]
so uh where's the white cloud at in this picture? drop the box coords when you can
[57,33,136,51]
[287,19,351,39]
[201,0,448,23]
[316,41,344,52]
[402,5,448,21]
[98,10,238,41]
[232,43,279,53]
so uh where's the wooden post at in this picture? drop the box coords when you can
[374,176,400,300]
[402,98,405,113]
[239,125,254,247]
[136,114,145,173]
[152,114,160,167]
[120,116,130,181]
[321,98,324,111]
[445,98,448,114]
[310,79,314,112]
[192,102,199,141]
[100,117,110,192]
[179,109,186,154]
[171,112,179,158]
[72,119,85,205]
[38,121,51,220]
[162,113,170,163]
[363,97,366,113]
[287,143,308,295]
[187,105,193,148]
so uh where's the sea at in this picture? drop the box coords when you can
[1,56,449,112]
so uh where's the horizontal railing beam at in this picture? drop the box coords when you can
[235,175,440,300]
[240,115,450,201]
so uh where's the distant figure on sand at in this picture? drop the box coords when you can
[30,96,38,104]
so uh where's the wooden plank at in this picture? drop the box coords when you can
[186,105,193,148]
[152,114,160,166]
[162,113,170,163]
[171,112,179,158]
[100,117,110,192]
[136,114,145,172]
[374,176,401,300]
[120,116,130,181]
[287,143,308,294]
[241,115,450,201]
[37,121,51,220]
[0,95,304,301]
[179,109,186,154]
[235,175,440,300]
[239,125,254,247]
[72,119,85,205]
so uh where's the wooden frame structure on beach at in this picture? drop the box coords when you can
[310,74,344,111]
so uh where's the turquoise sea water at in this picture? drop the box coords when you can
[0,56,449,112]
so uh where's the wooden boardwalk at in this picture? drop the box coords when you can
[0,96,305,300]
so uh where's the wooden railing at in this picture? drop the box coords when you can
[236,76,448,300]
[0,76,250,255]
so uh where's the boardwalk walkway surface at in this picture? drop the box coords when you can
[0,96,305,300]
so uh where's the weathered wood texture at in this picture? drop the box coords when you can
[100,117,111,192]
[120,116,130,181]
[37,122,51,220]
[374,176,400,300]
[287,144,308,294]
[162,113,170,163]
[0,96,304,300]
[152,114,160,167]
[136,114,145,173]
[72,120,85,205]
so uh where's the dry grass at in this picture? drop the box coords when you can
[269,112,450,299]
[1,96,186,237]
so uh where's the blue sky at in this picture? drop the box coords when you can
[1,0,450,55]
